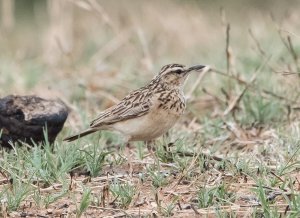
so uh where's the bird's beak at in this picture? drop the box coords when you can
[187,65,206,72]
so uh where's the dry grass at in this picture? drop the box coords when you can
[1,0,300,217]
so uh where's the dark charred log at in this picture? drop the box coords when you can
[0,95,68,147]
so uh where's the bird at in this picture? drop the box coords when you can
[64,64,207,143]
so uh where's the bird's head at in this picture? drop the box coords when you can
[156,64,207,89]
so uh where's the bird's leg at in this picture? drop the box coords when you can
[146,140,156,152]
[125,141,132,148]
[123,140,133,158]
[123,136,133,149]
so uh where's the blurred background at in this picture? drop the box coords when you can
[1,0,300,131]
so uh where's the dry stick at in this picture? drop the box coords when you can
[220,8,230,75]
[212,68,248,85]
[278,31,290,52]
[0,169,8,180]
[89,205,130,216]
[176,151,224,162]
[277,27,298,67]
[225,24,231,74]
[248,28,279,73]
[186,205,243,215]
[250,22,299,77]
[212,67,299,105]
[223,73,257,116]
[220,7,235,76]
[136,27,154,70]
[270,171,285,183]
[221,87,230,102]
[91,30,132,62]
[190,204,200,215]
[186,66,210,99]
[287,36,300,71]
[87,0,116,31]
[201,88,227,107]
[130,160,178,169]
[73,0,92,11]
[248,28,266,56]
[280,34,300,76]
[172,151,201,189]
[223,121,246,140]
[0,179,9,186]
[262,89,298,104]
[211,69,298,103]
[287,36,298,63]
[281,29,300,39]
[273,16,300,73]
[269,12,285,45]
[172,147,228,191]
[279,71,300,76]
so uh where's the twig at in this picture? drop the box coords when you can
[270,172,284,182]
[176,151,224,162]
[0,179,9,185]
[213,67,298,104]
[130,160,178,169]
[136,27,154,71]
[211,68,249,86]
[91,30,132,63]
[221,87,230,102]
[248,28,266,56]
[220,8,232,75]
[172,151,202,189]
[39,183,63,192]
[262,89,298,104]
[225,24,231,74]
[277,28,300,73]
[277,71,300,76]
[202,88,227,105]
[223,121,247,140]
[190,204,200,215]
[186,66,210,99]
[280,29,300,39]
[287,36,300,71]
[87,0,116,31]
[223,73,256,116]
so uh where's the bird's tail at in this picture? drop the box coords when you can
[63,128,97,142]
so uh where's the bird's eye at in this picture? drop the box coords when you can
[174,69,183,74]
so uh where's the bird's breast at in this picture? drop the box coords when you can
[112,104,182,141]
[156,90,186,116]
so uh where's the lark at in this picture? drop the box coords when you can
[64,64,207,142]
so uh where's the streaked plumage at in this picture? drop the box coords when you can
[64,64,206,142]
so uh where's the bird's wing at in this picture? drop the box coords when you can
[90,88,152,128]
